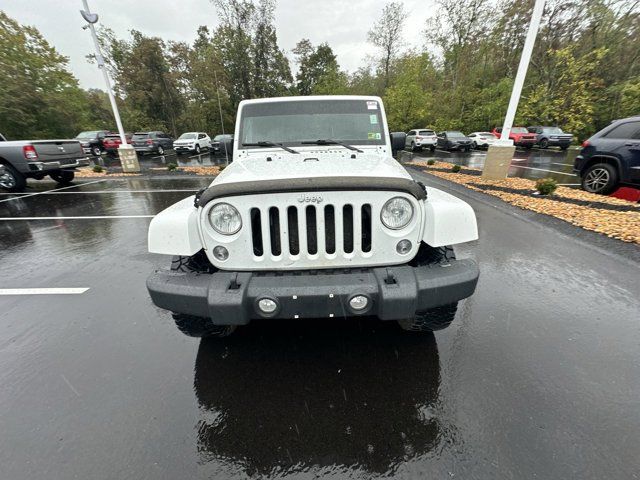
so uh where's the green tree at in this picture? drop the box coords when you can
[0,11,90,139]
[293,40,347,95]
[367,2,406,90]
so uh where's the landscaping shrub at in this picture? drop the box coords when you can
[167,162,177,171]
[92,165,104,173]
[451,164,461,173]
[535,178,558,195]
[427,159,435,165]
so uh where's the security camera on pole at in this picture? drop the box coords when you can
[80,0,140,173]
[482,0,545,180]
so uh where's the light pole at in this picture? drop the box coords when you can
[80,0,140,173]
[482,0,545,179]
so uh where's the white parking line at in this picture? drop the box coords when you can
[0,288,89,295]
[550,162,575,167]
[0,215,155,221]
[558,183,581,186]
[509,165,578,176]
[0,179,107,204]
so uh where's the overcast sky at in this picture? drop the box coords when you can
[2,0,433,89]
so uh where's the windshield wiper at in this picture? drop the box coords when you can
[242,141,299,154]
[301,139,363,153]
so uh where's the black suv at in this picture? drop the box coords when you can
[574,116,640,194]
[75,130,112,157]
[131,131,174,155]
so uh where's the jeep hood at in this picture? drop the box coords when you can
[210,150,411,187]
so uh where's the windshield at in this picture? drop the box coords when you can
[76,131,100,138]
[447,131,465,137]
[239,99,385,148]
[512,127,529,133]
[179,133,197,139]
[544,127,564,134]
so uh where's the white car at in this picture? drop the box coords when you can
[468,132,497,149]
[146,96,479,337]
[405,129,438,152]
[174,132,211,155]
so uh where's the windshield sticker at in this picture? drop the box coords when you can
[368,132,382,140]
[366,101,378,110]
[370,114,378,124]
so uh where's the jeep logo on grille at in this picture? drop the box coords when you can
[297,194,323,204]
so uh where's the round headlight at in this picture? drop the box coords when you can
[209,203,242,235]
[381,197,414,230]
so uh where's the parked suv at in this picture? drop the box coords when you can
[437,131,472,151]
[405,129,437,152]
[132,131,174,155]
[211,134,234,157]
[174,132,211,155]
[528,126,573,150]
[574,116,640,194]
[146,96,479,338]
[75,130,112,156]
[492,127,536,148]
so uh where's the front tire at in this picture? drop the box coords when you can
[157,145,165,155]
[49,170,75,185]
[92,146,102,156]
[173,314,237,338]
[398,245,459,332]
[0,164,27,192]
[169,251,236,338]
[539,138,549,149]
[471,141,477,149]
[582,163,618,194]
[398,304,458,332]
[195,144,201,154]
[410,141,416,152]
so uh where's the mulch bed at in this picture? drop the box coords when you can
[408,160,640,245]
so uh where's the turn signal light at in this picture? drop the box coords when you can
[582,140,590,148]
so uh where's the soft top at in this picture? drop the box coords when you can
[196,176,427,207]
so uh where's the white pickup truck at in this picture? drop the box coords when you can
[147,96,479,337]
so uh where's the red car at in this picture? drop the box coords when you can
[491,127,537,149]
[103,134,132,154]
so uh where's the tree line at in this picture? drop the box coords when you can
[1,0,638,142]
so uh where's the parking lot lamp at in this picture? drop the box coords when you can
[80,0,140,173]
[482,0,545,179]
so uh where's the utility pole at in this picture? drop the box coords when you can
[80,0,140,173]
[482,0,545,179]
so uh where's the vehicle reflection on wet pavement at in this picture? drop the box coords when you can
[194,319,441,477]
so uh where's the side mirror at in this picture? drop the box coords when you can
[390,132,406,154]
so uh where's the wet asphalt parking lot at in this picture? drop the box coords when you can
[1,149,639,479]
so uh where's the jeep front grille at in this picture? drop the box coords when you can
[250,203,373,258]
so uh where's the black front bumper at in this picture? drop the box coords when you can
[147,260,479,325]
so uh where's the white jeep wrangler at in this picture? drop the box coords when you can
[147,96,479,337]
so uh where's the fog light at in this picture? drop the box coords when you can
[258,298,277,314]
[349,295,369,311]
[212,245,229,261]
[396,239,412,255]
